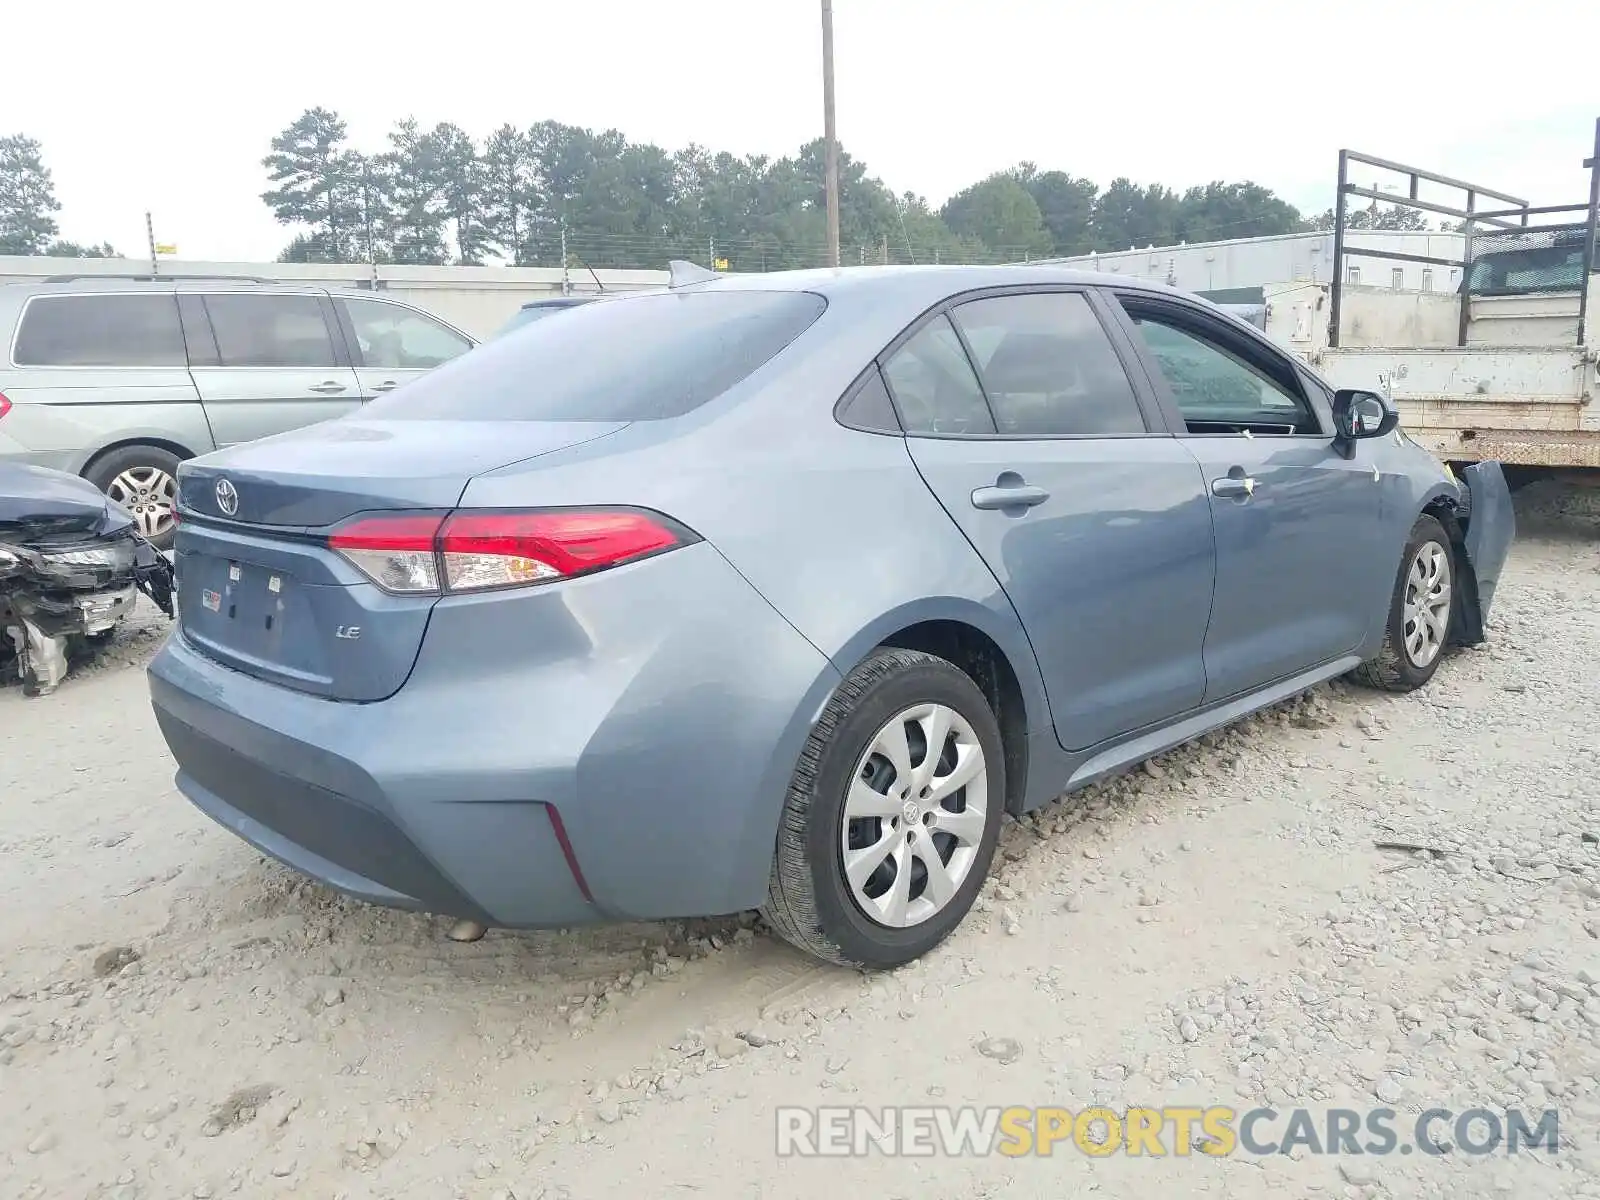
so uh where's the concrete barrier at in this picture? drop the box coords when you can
[0,257,671,340]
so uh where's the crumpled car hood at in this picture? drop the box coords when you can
[0,462,134,543]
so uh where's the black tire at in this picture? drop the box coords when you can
[761,648,1006,969]
[1351,513,1456,693]
[84,445,184,552]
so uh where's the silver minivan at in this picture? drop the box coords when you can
[0,276,477,549]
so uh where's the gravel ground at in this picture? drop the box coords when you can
[2,483,1598,1200]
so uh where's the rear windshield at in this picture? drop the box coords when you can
[368,289,827,421]
[495,305,573,336]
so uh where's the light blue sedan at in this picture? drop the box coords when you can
[147,264,1515,969]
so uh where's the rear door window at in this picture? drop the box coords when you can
[948,292,1147,436]
[880,315,996,435]
[341,298,473,368]
[203,294,340,368]
[12,294,187,367]
[367,289,826,421]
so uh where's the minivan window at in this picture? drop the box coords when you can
[12,294,186,367]
[343,298,472,369]
[367,290,827,421]
[204,294,339,369]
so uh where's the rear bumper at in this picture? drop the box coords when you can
[148,542,841,927]
[149,686,504,922]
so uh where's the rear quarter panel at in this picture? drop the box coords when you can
[0,369,214,473]
[458,300,1051,740]
[455,363,1051,904]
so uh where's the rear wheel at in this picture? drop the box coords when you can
[85,445,182,551]
[762,648,1005,969]
[1352,514,1456,693]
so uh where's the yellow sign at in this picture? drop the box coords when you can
[713,257,729,270]
[154,243,178,255]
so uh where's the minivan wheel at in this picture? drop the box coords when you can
[1351,513,1456,693]
[762,648,1005,969]
[85,445,183,551]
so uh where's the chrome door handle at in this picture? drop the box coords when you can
[371,380,399,393]
[1211,475,1257,498]
[308,380,348,394]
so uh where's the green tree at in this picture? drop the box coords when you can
[567,134,678,268]
[46,240,120,258]
[1303,203,1432,233]
[257,110,1319,270]
[1013,164,1097,257]
[1092,178,1182,250]
[261,108,364,261]
[1371,205,1430,232]
[429,123,488,264]
[1177,181,1301,242]
[381,118,449,265]
[0,134,61,255]
[941,173,1054,258]
[523,120,599,266]
[481,125,538,264]
[348,153,397,264]
[886,192,978,264]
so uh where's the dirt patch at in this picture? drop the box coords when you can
[2,484,1598,1199]
[200,1084,278,1138]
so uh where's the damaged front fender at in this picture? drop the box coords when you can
[1434,460,1516,648]
[1,462,176,696]
[1456,461,1515,625]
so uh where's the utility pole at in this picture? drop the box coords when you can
[145,212,158,276]
[821,0,840,268]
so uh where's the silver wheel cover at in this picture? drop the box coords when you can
[840,703,988,928]
[106,466,178,541]
[1402,540,1452,668]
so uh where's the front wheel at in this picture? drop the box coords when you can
[762,648,1006,969]
[1351,513,1456,693]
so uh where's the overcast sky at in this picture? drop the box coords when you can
[9,0,1599,262]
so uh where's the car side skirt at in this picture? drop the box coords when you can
[1014,654,1366,812]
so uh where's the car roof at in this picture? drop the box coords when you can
[618,263,1198,311]
[3,276,316,296]
[0,276,405,298]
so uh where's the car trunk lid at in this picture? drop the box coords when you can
[172,418,627,701]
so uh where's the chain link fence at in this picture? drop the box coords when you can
[520,233,1051,274]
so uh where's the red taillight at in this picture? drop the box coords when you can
[329,509,691,594]
[330,514,446,592]
[0,392,11,420]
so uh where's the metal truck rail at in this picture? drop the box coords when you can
[1275,120,1600,478]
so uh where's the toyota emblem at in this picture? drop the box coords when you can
[215,477,239,517]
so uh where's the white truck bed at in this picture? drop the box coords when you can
[1261,278,1599,469]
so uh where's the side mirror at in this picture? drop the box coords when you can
[1332,388,1399,447]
